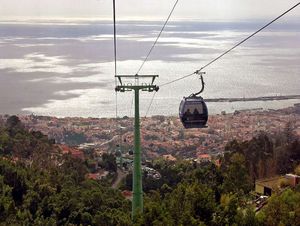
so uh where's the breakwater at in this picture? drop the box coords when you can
[205,95,300,103]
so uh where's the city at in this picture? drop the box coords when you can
[1,104,299,164]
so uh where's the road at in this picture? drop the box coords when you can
[112,168,127,189]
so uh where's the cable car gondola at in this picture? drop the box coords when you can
[179,73,208,129]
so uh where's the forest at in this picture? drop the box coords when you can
[1,116,300,225]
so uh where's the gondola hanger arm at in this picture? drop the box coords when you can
[190,72,206,97]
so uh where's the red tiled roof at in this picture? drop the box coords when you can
[197,154,211,159]
[57,144,84,160]
[121,190,133,198]
[87,173,98,180]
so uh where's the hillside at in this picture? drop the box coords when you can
[1,115,300,225]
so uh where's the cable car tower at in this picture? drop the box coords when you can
[115,75,159,218]
[112,0,159,219]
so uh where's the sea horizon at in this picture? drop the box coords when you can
[0,19,299,118]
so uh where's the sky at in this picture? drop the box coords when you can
[0,0,299,21]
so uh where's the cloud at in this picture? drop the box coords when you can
[0,53,110,76]
[1,0,299,21]
[22,88,116,118]
[13,43,55,48]
[34,34,145,43]
[0,53,73,73]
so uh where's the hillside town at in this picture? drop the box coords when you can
[1,104,299,164]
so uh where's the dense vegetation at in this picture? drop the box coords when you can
[0,116,131,225]
[1,116,300,225]
[224,123,300,181]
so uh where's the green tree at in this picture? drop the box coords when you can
[262,189,300,226]
[166,183,216,225]
[5,116,22,130]
[101,153,117,172]
[222,153,251,194]
[213,194,239,226]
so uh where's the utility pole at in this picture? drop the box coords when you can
[115,75,159,219]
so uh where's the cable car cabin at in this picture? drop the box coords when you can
[179,96,208,128]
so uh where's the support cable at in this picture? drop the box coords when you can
[130,93,134,117]
[160,1,300,87]
[145,92,157,118]
[135,0,179,122]
[136,0,179,75]
[113,0,121,145]
[143,2,300,119]
[113,0,117,78]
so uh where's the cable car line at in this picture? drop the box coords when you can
[145,92,157,118]
[112,0,122,144]
[144,1,300,128]
[136,0,179,75]
[129,0,179,118]
[159,1,300,88]
[113,0,118,119]
[132,0,179,119]
[113,0,117,77]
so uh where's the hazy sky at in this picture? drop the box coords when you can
[0,0,299,21]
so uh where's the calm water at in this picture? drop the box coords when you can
[0,20,299,117]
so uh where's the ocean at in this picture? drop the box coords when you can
[0,19,299,118]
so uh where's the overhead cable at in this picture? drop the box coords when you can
[160,1,300,87]
[145,92,157,118]
[136,0,179,75]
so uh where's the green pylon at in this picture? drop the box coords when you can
[115,75,159,220]
[132,87,142,217]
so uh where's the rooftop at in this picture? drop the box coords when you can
[256,176,285,190]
